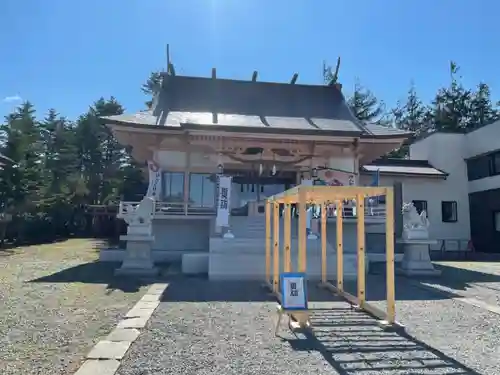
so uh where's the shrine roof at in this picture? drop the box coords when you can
[102,74,411,139]
[361,158,448,177]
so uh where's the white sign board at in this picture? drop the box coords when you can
[301,179,313,186]
[216,175,232,228]
[146,160,162,200]
[280,272,308,310]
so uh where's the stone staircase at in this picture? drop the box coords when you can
[209,216,360,280]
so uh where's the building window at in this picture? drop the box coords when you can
[163,172,184,202]
[494,212,500,232]
[189,173,215,207]
[412,200,427,214]
[491,153,500,175]
[467,151,500,181]
[442,201,458,223]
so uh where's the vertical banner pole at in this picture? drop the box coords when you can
[265,200,271,284]
[273,202,280,293]
[385,188,396,324]
[356,193,366,306]
[284,203,292,272]
[336,200,344,292]
[321,201,327,283]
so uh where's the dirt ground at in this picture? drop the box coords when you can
[0,239,149,375]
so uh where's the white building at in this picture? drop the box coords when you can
[391,120,500,255]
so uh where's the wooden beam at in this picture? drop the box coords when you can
[356,193,366,306]
[385,187,396,324]
[290,73,298,84]
[321,202,327,283]
[265,200,271,283]
[284,203,292,272]
[273,202,280,292]
[336,200,344,292]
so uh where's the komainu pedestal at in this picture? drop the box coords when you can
[397,239,441,276]
[397,202,441,276]
[115,234,158,277]
[115,197,158,277]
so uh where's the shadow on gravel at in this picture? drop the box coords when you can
[342,274,458,301]
[158,278,347,302]
[282,307,482,375]
[28,261,151,293]
[160,278,276,302]
[428,263,500,293]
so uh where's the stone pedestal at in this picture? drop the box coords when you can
[396,239,441,276]
[402,228,430,241]
[115,234,158,277]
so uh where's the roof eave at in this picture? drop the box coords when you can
[360,132,413,140]
[360,168,448,179]
[180,122,363,137]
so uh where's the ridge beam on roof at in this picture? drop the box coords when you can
[252,71,258,82]
[290,73,298,84]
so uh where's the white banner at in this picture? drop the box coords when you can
[146,160,162,200]
[216,175,232,228]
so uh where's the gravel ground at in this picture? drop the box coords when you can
[419,261,500,306]
[0,239,148,375]
[116,276,495,375]
[362,272,500,375]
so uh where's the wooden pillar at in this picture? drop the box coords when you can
[284,203,292,272]
[336,200,344,292]
[321,202,327,283]
[265,200,271,283]
[273,202,280,292]
[356,193,366,306]
[298,189,307,273]
[385,187,396,324]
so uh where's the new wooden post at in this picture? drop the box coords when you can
[273,202,280,293]
[385,187,396,324]
[265,200,271,284]
[336,200,344,292]
[356,194,366,306]
[321,202,327,283]
[284,203,292,272]
[298,189,307,273]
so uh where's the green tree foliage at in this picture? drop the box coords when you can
[142,71,162,108]
[347,81,385,123]
[0,98,145,245]
[387,84,430,158]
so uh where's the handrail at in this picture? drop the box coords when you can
[118,200,216,217]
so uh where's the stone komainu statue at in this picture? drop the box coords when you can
[123,197,155,227]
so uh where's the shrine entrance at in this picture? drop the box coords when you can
[226,169,297,216]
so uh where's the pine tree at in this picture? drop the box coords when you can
[347,81,385,123]
[387,84,430,158]
[430,61,472,132]
[467,82,500,130]
[142,71,162,108]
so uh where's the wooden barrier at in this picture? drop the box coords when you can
[264,185,401,331]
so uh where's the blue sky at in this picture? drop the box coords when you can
[0,0,498,120]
